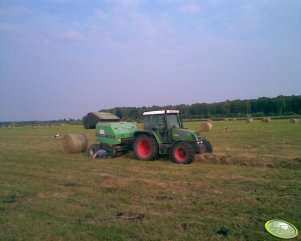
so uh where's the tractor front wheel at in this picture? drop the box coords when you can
[134,135,158,161]
[203,138,213,153]
[171,142,195,164]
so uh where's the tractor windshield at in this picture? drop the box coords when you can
[144,113,181,130]
[166,114,180,129]
[144,115,164,130]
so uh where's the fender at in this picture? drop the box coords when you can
[133,130,163,144]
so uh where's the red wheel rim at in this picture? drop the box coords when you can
[137,139,151,158]
[175,147,187,162]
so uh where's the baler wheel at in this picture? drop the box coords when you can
[88,144,100,157]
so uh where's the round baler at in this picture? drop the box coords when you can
[88,121,138,157]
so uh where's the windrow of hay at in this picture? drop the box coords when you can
[61,134,88,154]
[290,118,298,124]
[262,117,271,123]
[201,122,213,132]
[195,153,300,169]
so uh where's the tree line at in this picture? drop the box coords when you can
[2,95,299,126]
[0,118,82,127]
[100,95,301,120]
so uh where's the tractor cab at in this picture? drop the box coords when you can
[144,110,181,128]
[143,110,183,142]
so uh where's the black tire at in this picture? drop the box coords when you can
[134,134,158,161]
[170,142,195,164]
[99,143,115,157]
[203,139,213,153]
[88,144,100,157]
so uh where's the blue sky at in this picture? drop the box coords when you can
[0,0,300,121]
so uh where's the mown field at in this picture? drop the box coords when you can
[0,119,300,241]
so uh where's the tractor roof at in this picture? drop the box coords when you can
[143,110,179,116]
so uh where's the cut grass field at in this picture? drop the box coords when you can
[0,119,300,241]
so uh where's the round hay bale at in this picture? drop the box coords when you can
[224,118,229,122]
[290,118,298,124]
[61,134,88,154]
[201,122,213,132]
[246,118,253,123]
[262,117,271,123]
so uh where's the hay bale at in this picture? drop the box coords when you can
[224,118,229,122]
[201,122,213,132]
[290,118,298,124]
[262,117,271,123]
[61,134,88,154]
[246,118,253,123]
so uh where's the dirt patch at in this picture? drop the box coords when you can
[150,195,174,201]
[86,212,145,223]
[63,182,80,187]
[217,227,230,237]
[3,194,19,204]
[116,212,145,221]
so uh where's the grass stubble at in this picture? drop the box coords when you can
[0,119,300,240]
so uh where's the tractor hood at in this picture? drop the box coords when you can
[171,128,201,142]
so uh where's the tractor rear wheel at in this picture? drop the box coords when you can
[134,134,158,161]
[171,142,195,164]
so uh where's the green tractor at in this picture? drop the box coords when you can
[88,110,212,164]
[133,110,212,164]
